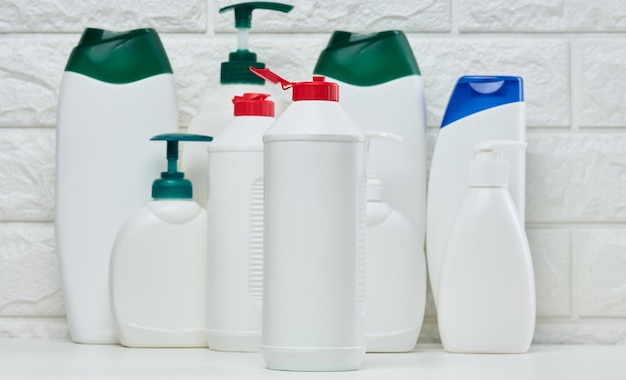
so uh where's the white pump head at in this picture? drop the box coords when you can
[469,140,527,188]
[365,132,403,201]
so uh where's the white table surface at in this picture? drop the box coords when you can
[2,339,625,379]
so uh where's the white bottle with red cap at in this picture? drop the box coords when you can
[205,93,275,352]
[251,68,366,372]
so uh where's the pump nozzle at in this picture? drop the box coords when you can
[364,132,403,202]
[219,2,293,84]
[150,133,213,199]
[469,140,527,188]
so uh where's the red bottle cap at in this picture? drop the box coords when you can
[232,93,275,116]
[249,67,339,102]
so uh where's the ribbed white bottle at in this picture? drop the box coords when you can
[252,68,366,372]
[205,93,275,351]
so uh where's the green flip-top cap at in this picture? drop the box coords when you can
[219,2,294,84]
[65,28,173,84]
[150,133,213,199]
[314,30,421,87]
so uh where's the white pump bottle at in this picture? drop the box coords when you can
[437,141,535,354]
[110,134,211,348]
[364,133,426,353]
[181,2,292,208]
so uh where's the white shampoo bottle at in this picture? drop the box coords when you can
[427,76,526,307]
[252,68,366,372]
[55,28,177,344]
[364,133,426,353]
[206,93,275,351]
[314,30,427,256]
[437,141,535,354]
[110,133,212,348]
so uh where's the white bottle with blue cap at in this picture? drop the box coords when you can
[437,141,535,353]
[426,76,526,308]
[109,133,212,347]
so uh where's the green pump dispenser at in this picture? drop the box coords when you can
[219,2,294,84]
[65,28,173,84]
[314,30,421,87]
[151,134,213,199]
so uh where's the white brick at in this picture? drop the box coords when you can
[0,223,64,317]
[578,40,626,127]
[0,129,55,221]
[0,317,68,339]
[0,1,206,32]
[533,321,626,344]
[0,38,74,127]
[527,134,626,223]
[527,229,571,317]
[214,0,450,33]
[459,0,626,32]
[574,229,626,318]
[412,39,569,128]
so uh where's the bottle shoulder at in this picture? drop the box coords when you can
[264,101,364,142]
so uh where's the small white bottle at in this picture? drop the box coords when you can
[56,28,178,344]
[181,2,293,208]
[110,133,212,348]
[437,141,535,354]
[205,93,275,351]
[427,76,526,307]
[364,133,426,353]
[251,67,366,372]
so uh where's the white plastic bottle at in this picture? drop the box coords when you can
[110,133,211,347]
[364,134,426,353]
[251,67,366,372]
[427,76,526,307]
[437,141,535,354]
[205,93,275,351]
[181,2,292,208]
[55,28,178,344]
[314,30,427,253]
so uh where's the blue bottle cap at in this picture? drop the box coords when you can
[441,76,524,128]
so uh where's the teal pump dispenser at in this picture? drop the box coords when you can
[219,2,294,84]
[151,133,212,199]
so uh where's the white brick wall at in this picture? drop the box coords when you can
[1,0,625,344]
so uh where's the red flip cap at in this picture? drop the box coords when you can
[250,67,339,102]
[233,93,274,117]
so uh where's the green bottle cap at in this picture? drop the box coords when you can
[150,133,213,199]
[219,2,294,84]
[313,30,421,87]
[65,28,173,84]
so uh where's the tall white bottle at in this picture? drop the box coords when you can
[181,2,293,208]
[110,133,211,348]
[314,30,427,254]
[438,141,535,354]
[364,134,426,353]
[427,76,526,307]
[205,93,275,351]
[55,28,178,344]
[252,68,366,372]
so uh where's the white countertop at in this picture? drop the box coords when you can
[2,339,625,379]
